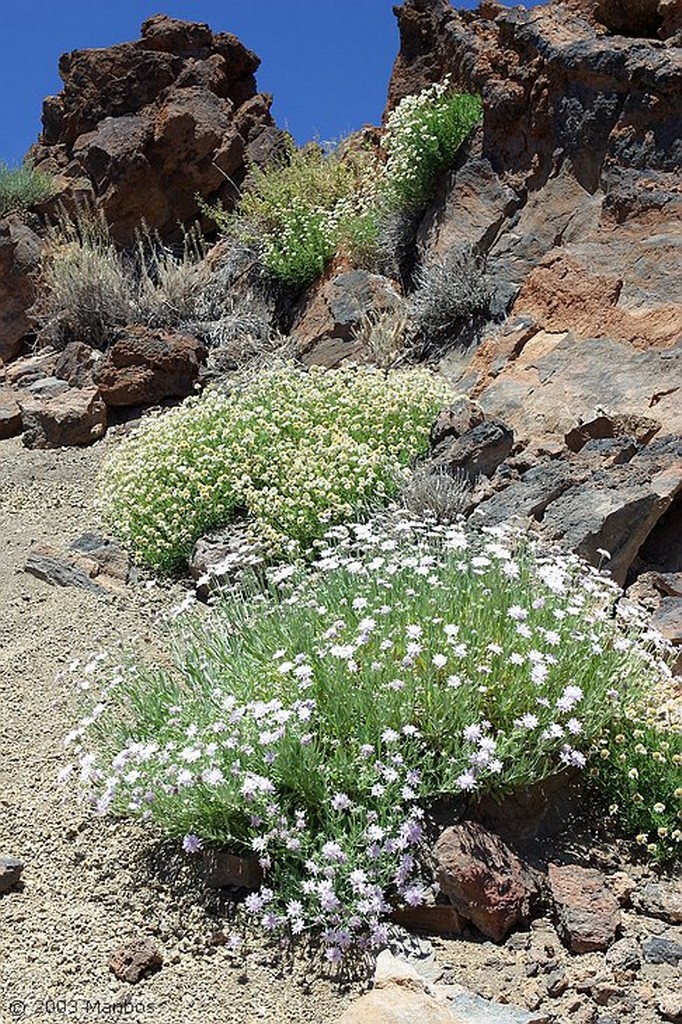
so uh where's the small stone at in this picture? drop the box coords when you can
[658,990,682,1023]
[633,880,682,924]
[0,856,24,894]
[546,967,568,998]
[549,864,620,953]
[605,938,642,973]
[592,981,623,1006]
[374,951,426,993]
[642,936,682,966]
[606,872,636,907]
[108,938,163,984]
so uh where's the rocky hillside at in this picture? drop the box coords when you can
[382,0,681,619]
[0,0,680,638]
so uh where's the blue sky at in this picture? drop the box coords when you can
[1,1,543,166]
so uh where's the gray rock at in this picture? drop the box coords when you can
[650,598,682,647]
[605,938,642,972]
[0,856,24,894]
[432,420,514,479]
[642,936,682,966]
[439,984,550,1024]
[293,270,403,368]
[24,546,104,593]
[25,377,71,400]
[69,533,130,583]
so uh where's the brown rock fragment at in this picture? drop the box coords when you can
[549,864,621,953]
[434,822,541,942]
[108,938,163,984]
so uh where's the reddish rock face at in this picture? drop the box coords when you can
[434,822,541,942]
[0,216,42,363]
[30,14,285,243]
[92,325,207,407]
[391,0,682,595]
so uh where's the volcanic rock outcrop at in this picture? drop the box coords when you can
[388,0,681,605]
[28,14,284,243]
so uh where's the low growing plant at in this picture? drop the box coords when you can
[63,514,678,958]
[0,160,56,217]
[98,365,452,571]
[201,83,482,289]
[411,245,492,356]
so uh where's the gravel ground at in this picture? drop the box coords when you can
[0,433,357,1024]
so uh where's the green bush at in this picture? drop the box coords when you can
[203,142,378,289]
[99,365,452,571]
[383,83,482,212]
[593,719,681,861]
[65,515,678,956]
[0,161,56,217]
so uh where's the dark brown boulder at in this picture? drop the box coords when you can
[0,216,42,363]
[92,326,207,406]
[30,15,284,243]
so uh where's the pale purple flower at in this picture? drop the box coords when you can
[462,724,482,743]
[456,770,478,791]
[557,685,583,712]
[381,728,399,744]
[331,792,352,812]
[403,884,428,907]
[182,833,203,854]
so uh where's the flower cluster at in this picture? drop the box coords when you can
[208,140,380,288]
[382,82,482,211]
[592,721,682,861]
[99,365,452,571]
[203,83,481,287]
[63,512,677,954]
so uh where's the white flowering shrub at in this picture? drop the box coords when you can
[201,84,482,288]
[64,514,679,958]
[99,365,452,571]
[383,83,482,212]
